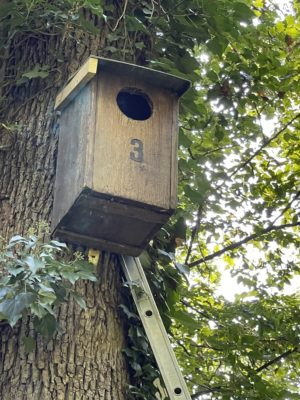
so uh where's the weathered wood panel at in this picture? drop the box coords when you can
[52,79,97,231]
[54,189,171,256]
[54,57,98,111]
[92,71,176,210]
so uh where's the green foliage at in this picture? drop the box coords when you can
[0,232,97,339]
[1,0,300,398]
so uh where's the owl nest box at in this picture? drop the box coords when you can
[52,56,190,256]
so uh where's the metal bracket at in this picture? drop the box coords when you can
[120,255,191,400]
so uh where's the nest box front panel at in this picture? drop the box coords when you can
[92,71,178,211]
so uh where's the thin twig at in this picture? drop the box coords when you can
[111,0,128,32]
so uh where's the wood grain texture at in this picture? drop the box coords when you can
[170,99,179,209]
[52,79,97,231]
[53,190,171,256]
[92,71,176,210]
[54,57,98,111]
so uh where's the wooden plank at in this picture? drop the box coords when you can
[93,71,175,210]
[170,96,179,209]
[51,79,97,231]
[54,57,98,110]
[52,190,171,256]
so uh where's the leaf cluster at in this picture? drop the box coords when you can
[0,232,97,341]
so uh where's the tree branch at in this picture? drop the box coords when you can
[188,222,300,268]
[255,347,298,373]
[228,112,300,179]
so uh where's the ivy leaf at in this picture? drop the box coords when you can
[75,270,98,282]
[38,288,57,305]
[22,336,36,353]
[78,15,100,35]
[24,256,45,274]
[119,304,139,320]
[34,314,57,337]
[131,361,143,377]
[30,303,47,319]
[0,292,35,326]
[22,66,49,80]
[125,15,148,33]
[6,265,25,276]
[60,271,79,284]
[73,292,87,310]
[50,240,68,248]
[157,249,175,261]
[175,262,190,276]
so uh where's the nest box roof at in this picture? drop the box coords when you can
[55,56,191,111]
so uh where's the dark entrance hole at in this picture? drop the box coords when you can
[116,88,153,121]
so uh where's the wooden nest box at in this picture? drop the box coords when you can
[52,56,190,256]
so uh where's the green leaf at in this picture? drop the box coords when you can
[30,303,47,319]
[131,361,143,377]
[60,271,80,284]
[22,66,49,80]
[34,314,57,337]
[175,262,190,276]
[78,15,100,35]
[6,265,25,276]
[207,36,229,56]
[173,217,187,240]
[234,3,254,21]
[119,304,138,320]
[38,289,57,305]
[24,256,45,274]
[179,129,192,148]
[0,292,35,326]
[22,336,36,352]
[125,15,148,32]
[184,186,204,204]
[49,240,68,248]
[172,309,199,330]
[75,270,98,282]
[73,292,87,309]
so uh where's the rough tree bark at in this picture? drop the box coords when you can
[0,12,133,400]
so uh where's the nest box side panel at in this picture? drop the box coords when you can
[170,100,179,209]
[52,79,97,231]
[92,71,177,210]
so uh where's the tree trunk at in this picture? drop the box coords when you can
[0,256,128,400]
[0,15,130,400]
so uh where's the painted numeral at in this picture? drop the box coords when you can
[130,138,144,163]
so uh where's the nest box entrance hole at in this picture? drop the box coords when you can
[116,87,153,121]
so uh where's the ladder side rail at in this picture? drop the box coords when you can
[120,255,191,400]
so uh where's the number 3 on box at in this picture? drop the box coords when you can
[130,138,144,163]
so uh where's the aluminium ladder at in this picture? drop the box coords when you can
[120,255,191,400]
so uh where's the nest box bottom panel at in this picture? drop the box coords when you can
[52,189,172,256]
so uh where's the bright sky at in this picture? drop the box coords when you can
[217,115,300,301]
